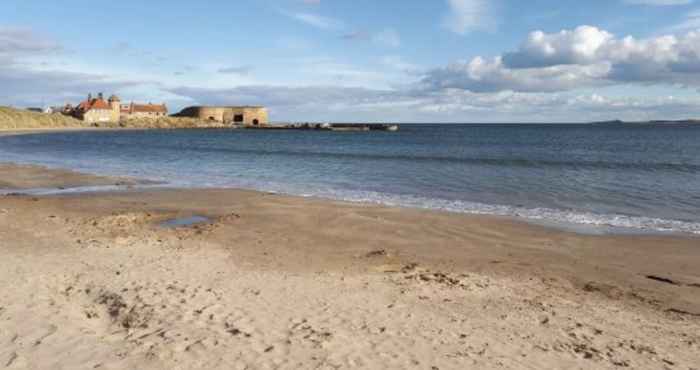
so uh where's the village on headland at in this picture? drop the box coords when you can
[10,92,399,132]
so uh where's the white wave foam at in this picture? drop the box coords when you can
[252,185,700,235]
[2,151,699,236]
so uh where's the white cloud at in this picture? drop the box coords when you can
[423,56,610,93]
[0,27,60,57]
[443,0,496,35]
[424,26,700,94]
[288,12,342,29]
[0,64,144,107]
[0,27,156,107]
[503,26,614,68]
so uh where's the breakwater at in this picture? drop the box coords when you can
[249,123,399,131]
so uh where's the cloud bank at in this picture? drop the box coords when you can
[0,27,143,106]
[424,26,700,93]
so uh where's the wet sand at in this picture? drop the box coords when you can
[0,163,143,190]
[0,163,699,369]
[0,127,103,136]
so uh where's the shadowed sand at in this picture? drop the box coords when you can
[0,164,699,369]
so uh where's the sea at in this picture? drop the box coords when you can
[1,124,699,235]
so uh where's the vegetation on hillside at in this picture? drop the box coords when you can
[0,106,227,130]
[0,106,86,129]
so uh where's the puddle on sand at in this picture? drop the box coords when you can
[160,215,211,228]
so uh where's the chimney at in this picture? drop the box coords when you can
[88,93,92,101]
[98,92,103,100]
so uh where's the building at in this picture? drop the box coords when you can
[119,101,168,120]
[175,106,269,126]
[43,106,65,114]
[66,93,168,123]
[70,93,116,123]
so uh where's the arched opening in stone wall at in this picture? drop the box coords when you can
[208,116,216,121]
[253,119,260,126]
[234,114,244,123]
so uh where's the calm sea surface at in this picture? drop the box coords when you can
[1,124,699,234]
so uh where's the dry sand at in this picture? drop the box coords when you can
[0,164,699,369]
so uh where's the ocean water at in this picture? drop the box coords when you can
[1,124,699,235]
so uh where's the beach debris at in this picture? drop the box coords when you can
[97,291,128,320]
[666,308,700,317]
[645,275,700,289]
[95,290,154,329]
[397,264,477,290]
[5,352,18,367]
[3,192,26,197]
[33,325,57,346]
[225,322,252,337]
[401,263,420,273]
[374,264,402,273]
[646,275,681,286]
[582,281,624,300]
[365,249,388,258]
[289,323,332,348]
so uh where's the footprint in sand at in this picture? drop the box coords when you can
[33,324,58,347]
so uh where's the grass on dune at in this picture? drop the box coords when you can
[0,106,225,130]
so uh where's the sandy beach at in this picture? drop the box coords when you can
[0,162,698,369]
[5,0,700,366]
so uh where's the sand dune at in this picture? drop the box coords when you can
[0,106,227,131]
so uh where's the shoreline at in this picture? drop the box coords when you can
[1,149,699,238]
[0,126,93,135]
[3,126,699,238]
[1,161,699,368]
[1,161,699,281]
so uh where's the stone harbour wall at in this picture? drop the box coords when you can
[176,106,269,126]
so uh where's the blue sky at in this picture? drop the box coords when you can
[1,0,700,122]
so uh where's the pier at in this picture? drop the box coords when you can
[246,123,399,132]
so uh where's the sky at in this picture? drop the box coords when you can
[1,0,700,123]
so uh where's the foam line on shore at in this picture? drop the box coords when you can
[2,154,699,236]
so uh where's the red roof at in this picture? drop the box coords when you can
[133,104,167,113]
[77,98,111,112]
[121,103,168,114]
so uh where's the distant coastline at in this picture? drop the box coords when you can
[591,119,700,125]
